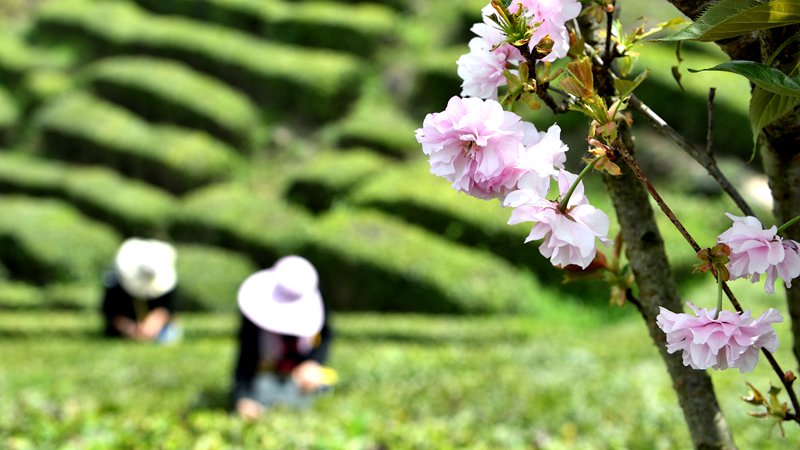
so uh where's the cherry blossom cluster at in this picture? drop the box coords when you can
[717,213,800,294]
[656,212,799,373]
[418,0,794,376]
[657,303,782,373]
[457,1,581,99]
[415,94,609,269]
[416,1,608,270]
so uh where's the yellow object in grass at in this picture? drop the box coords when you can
[320,367,339,386]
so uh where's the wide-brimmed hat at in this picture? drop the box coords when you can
[237,255,324,337]
[114,238,177,300]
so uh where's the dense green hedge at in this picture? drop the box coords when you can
[0,153,177,235]
[0,282,100,311]
[328,80,420,158]
[346,161,581,288]
[407,46,464,118]
[0,85,19,145]
[173,244,258,312]
[285,148,391,213]
[0,195,120,284]
[34,93,241,194]
[170,183,313,267]
[305,208,541,314]
[0,33,65,86]
[33,0,364,121]
[81,56,262,151]
[130,0,398,57]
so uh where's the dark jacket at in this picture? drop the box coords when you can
[100,270,176,337]
[232,311,333,402]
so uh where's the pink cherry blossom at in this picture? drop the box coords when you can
[457,7,525,100]
[518,123,568,178]
[656,303,782,373]
[509,0,581,62]
[716,213,800,293]
[457,37,511,100]
[504,170,610,269]
[765,239,800,294]
[415,96,532,200]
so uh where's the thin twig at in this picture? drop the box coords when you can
[615,139,800,423]
[604,6,614,67]
[706,87,716,155]
[614,139,701,251]
[536,82,571,114]
[628,95,756,218]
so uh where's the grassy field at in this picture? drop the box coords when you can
[2,279,799,449]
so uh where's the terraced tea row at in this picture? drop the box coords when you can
[34,92,241,193]
[80,56,263,151]
[32,0,364,121]
[0,153,176,235]
[130,0,398,57]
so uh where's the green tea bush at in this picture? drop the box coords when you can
[0,281,104,311]
[170,183,313,267]
[33,0,364,121]
[0,151,64,196]
[0,33,59,86]
[33,92,241,194]
[0,152,178,235]
[131,0,398,57]
[407,46,464,118]
[0,195,120,284]
[291,0,410,12]
[0,281,41,310]
[305,208,541,314]
[285,148,391,213]
[328,79,420,158]
[0,85,19,145]
[81,56,262,151]
[62,166,178,236]
[173,244,258,312]
[348,160,579,288]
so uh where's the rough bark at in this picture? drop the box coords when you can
[603,128,737,449]
[758,25,800,370]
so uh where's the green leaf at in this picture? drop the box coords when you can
[749,86,800,145]
[614,69,648,98]
[689,60,800,97]
[658,0,800,42]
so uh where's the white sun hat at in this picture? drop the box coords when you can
[114,238,177,300]
[237,255,324,337]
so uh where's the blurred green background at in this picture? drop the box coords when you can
[0,0,796,448]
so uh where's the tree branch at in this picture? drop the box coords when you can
[628,95,756,217]
[614,139,800,425]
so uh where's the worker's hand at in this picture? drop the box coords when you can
[292,360,324,393]
[236,397,265,421]
[138,308,170,340]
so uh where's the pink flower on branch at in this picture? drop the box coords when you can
[508,0,581,62]
[765,239,800,294]
[457,37,513,100]
[457,6,524,100]
[656,303,782,373]
[717,213,800,293]
[504,171,610,269]
[415,96,532,200]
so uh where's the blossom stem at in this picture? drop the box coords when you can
[713,277,723,320]
[558,155,603,212]
[777,214,800,235]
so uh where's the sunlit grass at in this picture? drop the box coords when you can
[1,301,798,449]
